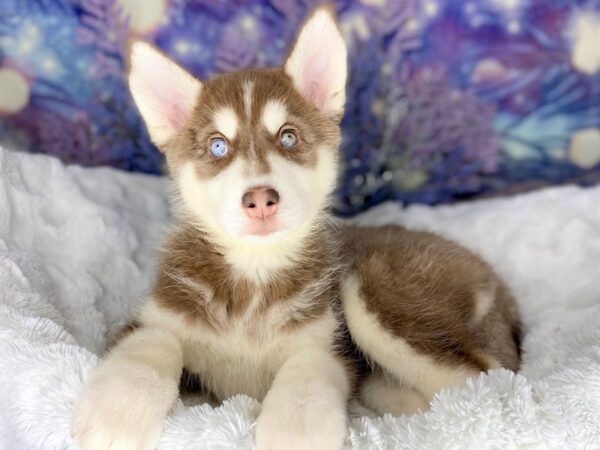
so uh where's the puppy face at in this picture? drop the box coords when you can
[129,8,347,247]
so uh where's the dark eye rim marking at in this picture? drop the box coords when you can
[207,133,231,159]
[278,126,301,150]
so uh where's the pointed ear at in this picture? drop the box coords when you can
[284,7,347,119]
[128,41,202,148]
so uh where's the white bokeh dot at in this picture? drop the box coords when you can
[118,0,166,33]
[569,128,600,169]
[569,12,600,75]
[0,68,30,114]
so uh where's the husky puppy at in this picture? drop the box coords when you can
[72,7,520,450]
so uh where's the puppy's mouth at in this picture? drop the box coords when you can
[244,217,282,236]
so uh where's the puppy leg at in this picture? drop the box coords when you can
[72,327,183,450]
[343,276,479,401]
[255,349,349,450]
[360,373,429,416]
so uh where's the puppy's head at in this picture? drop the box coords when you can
[129,8,346,248]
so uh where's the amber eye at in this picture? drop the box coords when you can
[279,129,299,150]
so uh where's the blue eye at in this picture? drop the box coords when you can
[210,137,229,158]
[280,129,299,150]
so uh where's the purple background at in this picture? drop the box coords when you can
[1,0,599,214]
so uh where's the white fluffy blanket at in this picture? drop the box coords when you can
[1,146,600,449]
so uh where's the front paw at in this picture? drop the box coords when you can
[71,361,178,450]
[255,403,347,450]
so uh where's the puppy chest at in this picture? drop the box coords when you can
[182,330,281,400]
[182,314,338,401]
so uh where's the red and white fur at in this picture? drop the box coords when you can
[71,8,520,450]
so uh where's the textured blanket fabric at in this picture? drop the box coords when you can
[1,146,599,449]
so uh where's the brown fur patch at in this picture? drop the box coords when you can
[164,68,340,179]
[341,225,521,372]
[152,222,342,334]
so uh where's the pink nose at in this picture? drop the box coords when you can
[242,187,280,219]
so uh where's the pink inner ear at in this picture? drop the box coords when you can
[299,46,338,111]
[168,101,193,131]
[147,80,195,133]
[135,53,197,134]
[305,80,325,110]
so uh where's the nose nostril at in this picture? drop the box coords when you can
[266,188,280,206]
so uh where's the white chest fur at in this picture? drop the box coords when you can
[139,298,338,401]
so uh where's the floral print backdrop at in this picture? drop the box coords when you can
[1,0,600,215]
